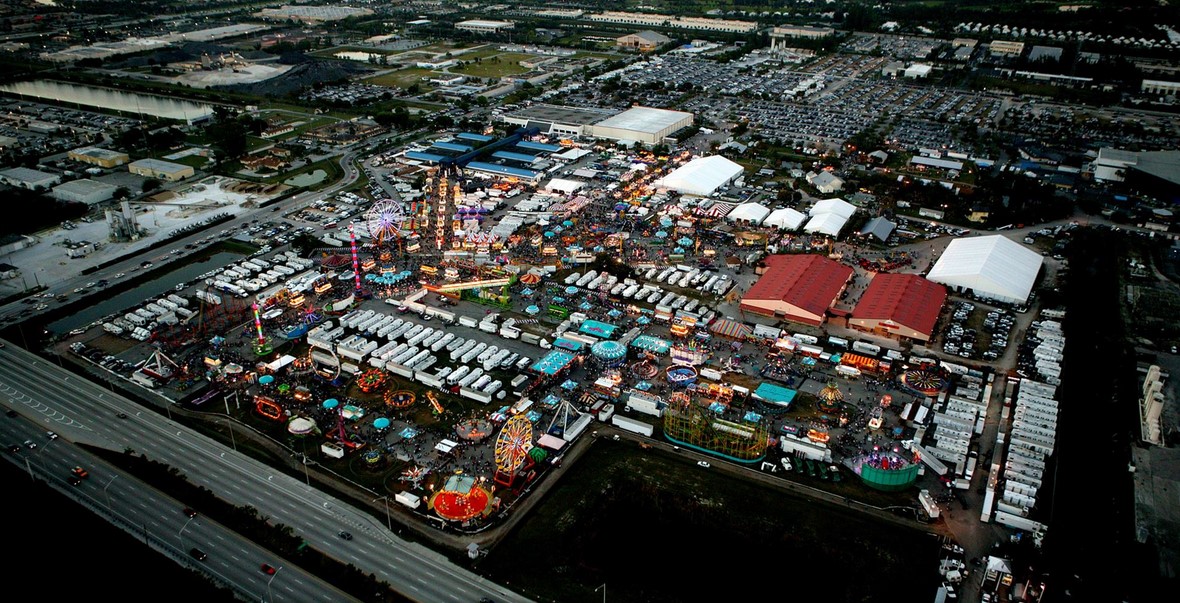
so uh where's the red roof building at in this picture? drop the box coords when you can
[740,254,853,326]
[849,273,946,342]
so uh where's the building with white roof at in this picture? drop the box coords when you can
[455,20,515,34]
[802,197,856,236]
[926,235,1043,305]
[726,202,770,225]
[654,155,743,197]
[52,179,118,205]
[807,170,844,194]
[543,178,585,194]
[763,207,807,230]
[588,106,693,144]
[0,167,60,190]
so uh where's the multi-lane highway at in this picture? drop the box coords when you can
[1,411,351,602]
[0,342,529,603]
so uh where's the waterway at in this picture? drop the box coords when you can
[0,80,214,122]
[46,251,244,334]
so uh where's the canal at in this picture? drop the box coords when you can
[47,251,246,334]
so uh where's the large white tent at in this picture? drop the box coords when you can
[655,155,743,196]
[926,235,1043,305]
[810,198,856,219]
[727,202,770,224]
[803,197,857,236]
[803,212,848,236]
[764,207,807,230]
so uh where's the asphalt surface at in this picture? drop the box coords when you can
[0,341,530,603]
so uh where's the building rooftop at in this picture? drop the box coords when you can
[592,106,694,134]
[744,254,853,319]
[507,104,619,127]
[852,273,946,336]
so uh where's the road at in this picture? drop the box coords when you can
[0,342,530,603]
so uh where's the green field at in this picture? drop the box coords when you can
[451,53,534,78]
[365,67,436,89]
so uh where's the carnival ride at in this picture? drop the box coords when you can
[365,199,408,247]
[254,395,283,421]
[662,400,769,463]
[429,471,493,522]
[493,414,534,487]
[426,391,444,415]
[250,302,273,356]
[356,369,388,393]
[817,381,845,413]
[455,418,494,442]
[901,367,945,397]
[384,389,416,409]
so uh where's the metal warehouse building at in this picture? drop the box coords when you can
[587,106,694,144]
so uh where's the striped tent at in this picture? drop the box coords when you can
[708,318,753,340]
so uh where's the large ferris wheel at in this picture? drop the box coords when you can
[365,199,408,246]
[493,414,534,486]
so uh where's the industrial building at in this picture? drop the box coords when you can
[654,155,743,197]
[770,25,835,47]
[0,166,60,190]
[849,273,947,342]
[740,254,853,326]
[455,20,515,34]
[128,158,195,182]
[256,5,374,23]
[926,235,1043,305]
[52,179,118,205]
[988,40,1025,56]
[500,104,619,138]
[616,30,671,52]
[587,106,694,144]
[68,146,130,168]
[588,11,758,33]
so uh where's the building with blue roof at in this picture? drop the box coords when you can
[515,140,562,153]
[431,141,474,153]
[466,161,541,180]
[457,132,495,143]
[492,150,540,164]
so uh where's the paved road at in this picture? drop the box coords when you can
[0,410,354,602]
[0,342,530,603]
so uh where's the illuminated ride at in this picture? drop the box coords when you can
[365,199,408,247]
[428,470,493,522]
[662,402,769,463]
[356,369,388,393]
[384,389,416,408]
[493,414,534,487]
[254,395,283,421]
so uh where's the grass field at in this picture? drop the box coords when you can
[451,53,534,78]
[365,68,436,89]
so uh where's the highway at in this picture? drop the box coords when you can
[1,410,351,602]
[0,342,529,603]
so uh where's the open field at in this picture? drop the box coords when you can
[365,68,437,89]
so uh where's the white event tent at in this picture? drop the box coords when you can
[763,207,807,230]
[654,155,744,196]
[926,235,1043,305]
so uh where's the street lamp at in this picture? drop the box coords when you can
[266,565,283,603]
[221,418,237,452]
[373,495,392,531]
[178,515,195,549]
[595,583,606,603]
[103,474,119,510]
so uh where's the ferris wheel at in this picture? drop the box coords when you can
[493,414,534,486]
[365,199,407,246]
